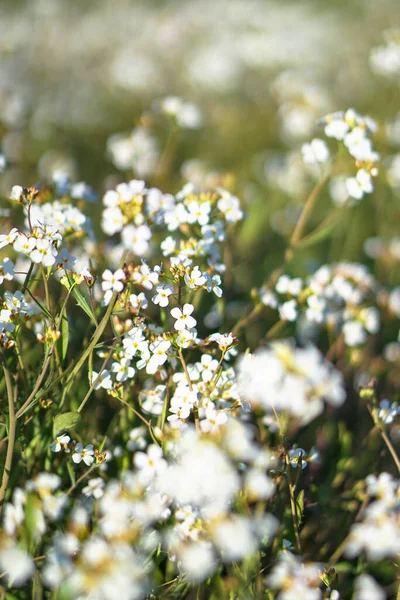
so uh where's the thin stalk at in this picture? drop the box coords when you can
[178,347,199,431]
[285,456,302,554]
[15,350,53,419]
[65,291,118,388]
[232,173,330,338]
[66,463,97,496]
[0,354,17,508]
[367,404,400,474]
[77,339,118,413]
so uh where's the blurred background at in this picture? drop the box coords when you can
[0,0,400,296]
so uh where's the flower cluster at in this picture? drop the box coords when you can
[238,340,345,426]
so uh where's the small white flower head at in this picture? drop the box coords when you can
[134,443,167,482]
[288,448,307,469]
[301,138,330,164]
[130,292,148,311]
[56,248,77,271]
[152,284,174,307]
[146,339,171,374]
[50,434,71,453]
[171,303,197,330]
[346,169,374,200]
[14,233,36,255]
[111,357,135,382]
[342,320,366,346]
[101,268,125,293]
[82,477,105,499]
[30,238,58,267]
[217,189,243,223]
[0,228,18,250]
[10,185,24,202]
[72,443,95,467]
[91,369,113,390]
[167,404,191,425]
[184,266,207,289]
[353,574,386,600]
[378,399,398,425]
[279,299,298,322]
[205,273,223,297]
[323,113,350,140]
[176,329,197,349]
[0,258,14,284]
[0,545,34,587]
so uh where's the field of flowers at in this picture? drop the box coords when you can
[0,0,400,598]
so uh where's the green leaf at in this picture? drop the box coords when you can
[53,411,81,437]
[71,285,97,325]
[98,435,107,453]
[24,287,54,321]
[67,460,76,487]
[295,489,305,524]
[295,210,342,251]
[60,314,69,363]
[62,272,97,326]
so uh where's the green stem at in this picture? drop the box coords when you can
[65,291,119,389]
[0,353,17,509]
[285,455,302,554]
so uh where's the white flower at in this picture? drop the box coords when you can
[14,233,36,255]
[82,477,105,499]
[121,224,152,255]
[197,354,219,382]
[132,263,159,290]
[288,448,307,469]
[324,116,350,140]
[378,399,398,425]
[342,320,366,346]
[176,329,197,348]
[134,444,167,481]
[301,138,330,164]
[0,258,14,284]
[171,303,197,330]
[276,275,302,296]
[146,339,171,374]
[179,541,216,582]
[30,238,58,267]
[167,404,191,424]
[212,516,257,562]
[91,369,113,390]
[152,284,174,307]
[111,358,135,382]
[56,248,76,271]
[279,299,298,321]
[101,206,125,235]
[10,185,24,202]
[346,169,373,200]
[130,292,148,311]
[0,545,34,587]
[354,574,385,600]
[101,268,125,293]
[0,228,18,250]
[199,407,227,433]
[244,469,275,501]
[205,273,223,297]
[72,443,95,467]
[217,189,243,222]
[50,434,71,453]
[187,200,211,225]
[184,266,207,289]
